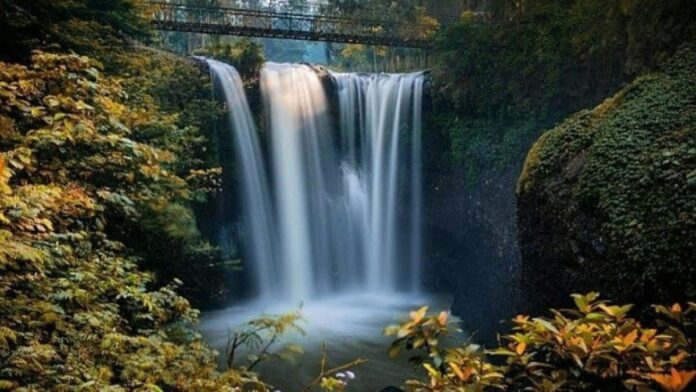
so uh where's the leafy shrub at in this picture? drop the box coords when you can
[101,47,231,307]
[0,51,241,391]
[225,311,305,372]
[430,0,695,181]
[387,294,695,391]
[385,307,506,391]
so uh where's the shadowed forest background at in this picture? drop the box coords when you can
[0,0,694,391]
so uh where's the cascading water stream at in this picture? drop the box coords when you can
[206,59,278,300]
[331,72,425,294]
[208,59,425,304]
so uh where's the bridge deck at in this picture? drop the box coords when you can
[145,2,435,48]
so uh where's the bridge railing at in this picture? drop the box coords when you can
[144,1,438,47]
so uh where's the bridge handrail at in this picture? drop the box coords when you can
[143,1,440,47]
[144,1,438,32]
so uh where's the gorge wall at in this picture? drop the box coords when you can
[418,106,524,343]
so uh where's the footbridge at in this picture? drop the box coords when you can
[144,1,440,48]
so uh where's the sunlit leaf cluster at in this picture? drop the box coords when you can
[387,294,695,392]
[0,51,242,391]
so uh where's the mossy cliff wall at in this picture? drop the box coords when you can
[517,46,696,312]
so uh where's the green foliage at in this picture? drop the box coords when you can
[0,51,245,390]
[429,0,695,181]
[112,48,230,306]
[319,0,438,72]
[388,294,696,392]
[0,0,149,64]
[435,0,695,118]
[2,0,229,305]
[194,39,266,81]
[518,46,696,305]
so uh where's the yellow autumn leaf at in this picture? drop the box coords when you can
[437,311,448,326]
[641,329,657,342]
[410,306,427,323]
[450,363,465,380]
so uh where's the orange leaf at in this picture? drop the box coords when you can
[649,368,696,392]
[516,342,526,355]
[670,351,688,365]
[450,363,473,381]
[641,329,657,343]
[623,330,638,346]
[460,367,473,381]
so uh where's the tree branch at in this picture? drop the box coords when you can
[303,343,367,391]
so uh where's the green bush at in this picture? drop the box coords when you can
[113,48,231,307]
[0,51,241,391]
[429,0,695,181]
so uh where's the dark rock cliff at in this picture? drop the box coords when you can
[420,106,523,343]
[423,164,522,344]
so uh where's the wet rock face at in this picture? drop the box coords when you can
[304,63,336,97]
[423,164,522,344]
[516,46,696,313]
[516,147,605,313]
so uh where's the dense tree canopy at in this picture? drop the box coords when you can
[426,0,696,180]
[0,0,148,64]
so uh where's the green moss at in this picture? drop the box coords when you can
[517,132,550,194]
[519,46,696,302]
[516,90,629,195]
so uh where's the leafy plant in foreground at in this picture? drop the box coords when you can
[387,294,695,392]
[225,312,367,392]
[226,311,306,372]
[0,51,240,391]
[304,342,367,392]
[385,306,505,390]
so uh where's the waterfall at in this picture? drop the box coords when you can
[331,72,425,294]
[207,59,278,300]
[211,59,425,304]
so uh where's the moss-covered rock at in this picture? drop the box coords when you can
[516,46,696,311]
